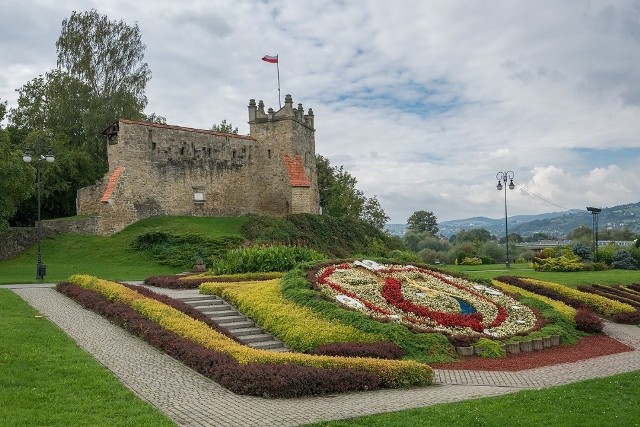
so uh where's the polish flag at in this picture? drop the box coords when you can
[262,55,278,63]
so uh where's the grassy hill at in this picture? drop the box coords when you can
[0,214,403,285]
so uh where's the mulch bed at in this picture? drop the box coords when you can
[431,335,634,371]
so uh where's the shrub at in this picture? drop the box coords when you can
[492,279,577,323]
[308,342,405,360]
[199,279,380,352]
[212,245,325,274]
[474,337,506,358]
[386,249,421,263]
[56,282,380,397]
[480,256,495,265]
[144,272,284,289]
[574,309,603,333]
[532,254,585,272]
[611,250,639,270]
[612,311,640,325]
[460,256,482,265]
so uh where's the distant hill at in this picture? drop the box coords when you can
[385,201,640,238]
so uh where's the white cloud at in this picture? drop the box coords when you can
[2,0,639,223]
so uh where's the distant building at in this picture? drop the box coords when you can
[76,95,320,235]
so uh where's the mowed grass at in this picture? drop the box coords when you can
[0,289,175,426]
[439,263,640,287]
[0,216,249,284]
[306,370,640,427]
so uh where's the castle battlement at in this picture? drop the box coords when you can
[248,94,314,130]
[76,95,320,235]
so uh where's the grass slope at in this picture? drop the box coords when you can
[0,289,175,426]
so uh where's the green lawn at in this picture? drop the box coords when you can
[0,289,175,426]
[0,216,249,284]
[439,263,640,287]
[306,370,640,426]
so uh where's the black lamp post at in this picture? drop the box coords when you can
[586,207,601,261]
[23,143,55,281]
[496,171,515,269]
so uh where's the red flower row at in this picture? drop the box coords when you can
[381,277,485,332]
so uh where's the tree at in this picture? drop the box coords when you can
[211,120,238,134]
[406,210,439,235]
[315,154,389,229]
[450,228,492,244]
[0,109,34,230]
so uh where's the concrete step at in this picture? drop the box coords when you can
[207,309,239,318]
[251,340,287,350]
[179,295,216,303]
[221,320,255,330]
[231,326,263,337]
[215,315,249,324]
[199,304,232,313]
[239,333,274,344]
[189,299,223,308]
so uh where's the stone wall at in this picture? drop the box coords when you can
[76,95,320,235]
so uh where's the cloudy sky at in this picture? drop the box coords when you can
[2,0,639,223]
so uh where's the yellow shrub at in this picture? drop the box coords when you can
[492,280,576,322]
[200,279,380,351]
[67,275,433,388]
[523,278,635,316]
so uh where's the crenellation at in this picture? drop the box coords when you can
[77,95,320,235]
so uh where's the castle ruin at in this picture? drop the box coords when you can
[76,94,320,235]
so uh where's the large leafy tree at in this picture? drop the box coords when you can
[0,102,34,230]
[406,210,439,235]
[8,9,154,222]
[315,154,389,229]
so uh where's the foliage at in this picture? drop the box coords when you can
[473,337,506,358]
[57,282,380,397]
[611,249,638,270]
[308,342,405,360]
[143,272,284,289]
[66,275,434,389]
[572,243,592,261]
[287,266,456,363]
[450,228,493,244]
[210,119,238,134]
[0,289,174,426]
[241,213,404,258]
[406,210,439,235]
[130,230,244,269]
[574,308,603,333]
[386,249,421,263]
[491,280,577,323]
[532,251,586,272]
[315,154,389,229]
[459,256,482,265]
[211,245,325,274]
[199,279,380,352]
[0,129,34,230]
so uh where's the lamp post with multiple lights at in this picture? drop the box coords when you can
[22,142,55,281]
[496,171,515,269]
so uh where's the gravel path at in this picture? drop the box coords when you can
[9,285,640,427]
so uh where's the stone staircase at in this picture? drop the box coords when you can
[176,295,289,352]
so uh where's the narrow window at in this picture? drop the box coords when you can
[232,150,236,158]
[208,148,212,157]
[180,146,185,155]
[268,149,272,159]
[152,142,157,151]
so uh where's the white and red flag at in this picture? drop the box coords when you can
[261,55,278,63]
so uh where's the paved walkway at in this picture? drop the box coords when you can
[9,285,640,427]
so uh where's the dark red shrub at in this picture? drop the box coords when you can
[575,308,604,333]
[612,310,640,325]
[308,341,405,359]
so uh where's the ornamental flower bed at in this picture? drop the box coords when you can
[315,261,538,339]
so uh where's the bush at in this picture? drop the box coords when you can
[532,255,585,272]
[386,249,420,263]
[574,308,603,333]
[460,256,482,265]
[480,256,495,265]
[474,337,506,358]
[612,310,640,325]
[212,245,325,274]
[611,250,639,270]
[308,342,405,360]
[144,272,284,289]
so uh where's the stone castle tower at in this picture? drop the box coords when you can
[76,94,320,235]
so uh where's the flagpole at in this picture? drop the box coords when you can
[276,55,281,109]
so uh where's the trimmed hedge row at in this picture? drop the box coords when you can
[576,284,640,325]
[67,274,433,388]
[492,279,577,323]
[56,282,378,397]
[308,342,405,359]
[144,272,284,289]
[199,279,380,352]
[285,264,456,364]
[495,276,635,317]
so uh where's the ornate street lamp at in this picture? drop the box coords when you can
[496,171,515,269]
[23,143,55,281]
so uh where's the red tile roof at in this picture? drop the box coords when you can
[283,155,311,187]
[100,166,125,202]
